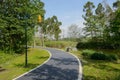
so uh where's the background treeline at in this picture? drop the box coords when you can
[77,0,120,50]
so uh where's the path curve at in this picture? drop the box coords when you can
[14,48,82,80]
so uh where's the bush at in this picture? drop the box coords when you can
[90,52,118,61]
[91,52,108,60]
[107,54,119,61]
[113,74,120,80]
[76,41,120,50]
[82,52,90,57]
[82,49,95,58]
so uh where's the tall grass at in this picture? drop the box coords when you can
[45,41,77,49]
[0,51,19,65]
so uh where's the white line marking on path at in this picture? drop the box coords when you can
[53,48,83,80]
[13,48,82,80]
[68,52,83,80]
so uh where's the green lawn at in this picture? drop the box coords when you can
[42,40,120,80]
[0,48,50,80]
[72,50,120,80]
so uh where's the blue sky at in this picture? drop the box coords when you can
[41,0,116,30]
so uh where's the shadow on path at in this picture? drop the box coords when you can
[17,64,78,80]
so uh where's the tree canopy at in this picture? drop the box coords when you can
[82,0,120,49]
[0,0,45,53]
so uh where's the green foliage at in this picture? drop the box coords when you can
[109,9,120,46]
[83,1,96,38]
[41,15,62,41]
[80,49,119,61]
[90,52,118,61]
[107,54,119,61]
[0,0,45,53]
[0,51,18,64]
[76,41,120,50]
[0,48,49,80]
[72,50,120,80]
[82,1,120,49]
[82,49,95,58]
[45,41,76,49]
[91,52,108,60]
[113,74,120,80]
[113,1,120,9]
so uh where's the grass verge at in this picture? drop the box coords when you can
[0,48,49,80]
[72,50,120,80]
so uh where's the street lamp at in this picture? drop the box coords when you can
[25,14,41,67]
[24,13,30,67]
[25,22,28,67]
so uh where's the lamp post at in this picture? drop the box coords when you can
[33,25,36,48]
[24,13,30,67]
[25,14,41,67]
[25,22,27,67]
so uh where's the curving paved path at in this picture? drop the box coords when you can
[14,48,82,80]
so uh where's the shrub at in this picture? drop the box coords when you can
[91,52,118,61]
[91,52,108,60]
[82,49,95,58]
[107,54,119,61]
[82,52,90,57]
[76,41,120,50]
[113,74,120,80]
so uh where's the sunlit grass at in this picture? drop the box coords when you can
[0,48,50,80]
[45,40,77,49]
[72,50,120,80]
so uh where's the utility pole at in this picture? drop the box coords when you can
[25,22,28,67]
[24,13,30,67]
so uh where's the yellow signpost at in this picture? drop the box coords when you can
[38,15,42,23]
[37,15,44,46]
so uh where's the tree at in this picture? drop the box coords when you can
[113,0,120,9]
[95,3,105,39]
[0,0,45,53]
[53,16,62,41]
[41,15,62,41]
[100,0,113,42]
[108,1,120,48]
[67,24,82,40]
[80,0,120,49]
[83,1,96,39]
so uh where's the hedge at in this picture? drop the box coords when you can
[76,41,120,50]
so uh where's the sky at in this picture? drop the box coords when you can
[41,0,116,36]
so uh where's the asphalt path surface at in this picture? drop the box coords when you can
[14,48,82,80]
